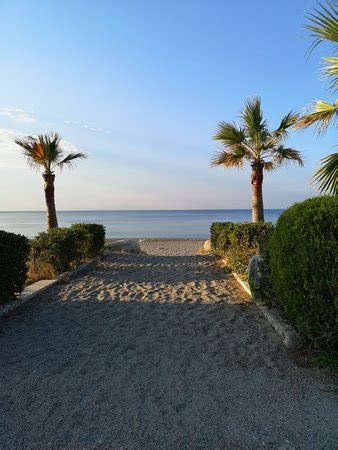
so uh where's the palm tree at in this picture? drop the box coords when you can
[211,97,304,222]
[294,1,337,195]
[15,132,86,229]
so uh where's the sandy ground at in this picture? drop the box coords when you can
[0,239,337,449]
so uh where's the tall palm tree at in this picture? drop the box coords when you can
[15,132,86,229]
[294,0,337,195]
[211,97,304,222]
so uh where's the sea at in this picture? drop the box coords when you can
[0,210,283,239]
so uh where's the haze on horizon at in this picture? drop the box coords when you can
[0,0,336,212]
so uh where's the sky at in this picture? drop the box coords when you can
[0,0,336,211]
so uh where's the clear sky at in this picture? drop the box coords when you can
[0,0,336,211]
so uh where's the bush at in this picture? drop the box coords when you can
[269,196,337,351]
[30,228,82,277]
[70,223,105,258]
[210,222,274,276]
[0,230,29,303]
[210,222,235,254]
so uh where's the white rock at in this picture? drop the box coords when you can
[203,239,212,253]
[106,239,141,253]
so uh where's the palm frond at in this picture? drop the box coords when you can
[240,97,268,142]
[322,56,338,90]
[56,152,87,170]
[295,99,337,134]
[14,131,85,173]
[211,147,248,168]
[305,1,338,91]
[214,121,247,145]
[273,111,300,140]
[271,145,304,167]
[312,152,338,194]
[14,135,48,171]
[305,1,338,53]
[263,161,275,171]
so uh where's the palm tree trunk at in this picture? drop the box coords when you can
[43,172,58,229]
[251,162,264,222]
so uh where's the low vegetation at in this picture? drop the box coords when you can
[0,224,106,300]
[29,224,105,280]
[0,231,30,303]
[269,196,337,353]
[212,196,337,364]
[210,222,274,276]
[70,223,106,259]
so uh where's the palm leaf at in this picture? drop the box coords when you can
[240,97,268,143]
[263,161,275,171]
[14,135,48,171]
[322,56,338,90]
[271,145,304,167]
[56,152,87,170]
[305,1,338,51]
[211,147,249,168]
[14,131,86,173]
[305,1,338,91]
[312,152,338,194]
[273,111,300,140]
[214,122,247,146]
[295,99,337,134]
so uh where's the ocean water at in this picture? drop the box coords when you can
[0,210,283,239]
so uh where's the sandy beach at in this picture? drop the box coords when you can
[0,239,337,448]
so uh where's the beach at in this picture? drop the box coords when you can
[0,238,336,448]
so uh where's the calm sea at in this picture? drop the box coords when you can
[0,210,283,239]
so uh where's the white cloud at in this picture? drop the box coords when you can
[0,128,84,169]
[64,119,104,133]
[0,107,36,124]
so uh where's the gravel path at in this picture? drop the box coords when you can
[0,239,337,448]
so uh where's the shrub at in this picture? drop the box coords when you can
[210,222,274,276]
[269,196,337,351]
[210,222,235,254]
[30,228,82,277]
[0,230,29,303]
[70,223,105,258]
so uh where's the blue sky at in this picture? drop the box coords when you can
[0,0,336,210]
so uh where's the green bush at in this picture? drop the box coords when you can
[210,222,274,276]
[0,230,29,303]
[270,196,337,351]
[210,222,235,254]
[30,228,81,277]
[70,223,105,258]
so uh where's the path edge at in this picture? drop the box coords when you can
[0,254,105,319]
[231,270,303,351]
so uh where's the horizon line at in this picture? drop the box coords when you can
[0,208,285,213]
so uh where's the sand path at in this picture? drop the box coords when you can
[0,239,337,448]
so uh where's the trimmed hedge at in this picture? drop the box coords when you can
[30,228,81,277]
[70,223,105,258]
[270,196,337,351]
[0,230,30,303]
[210,222,274,275]
[29,223,106,278]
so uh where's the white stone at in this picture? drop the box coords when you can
[106,239,141,253]
[203,239,212,253]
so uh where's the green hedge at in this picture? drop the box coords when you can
[70,223,105,258]
[30,223,106,278]
[210,222,274,275]
[270,196,337,351]
[0,230,30,303]
[30,228,81,276]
